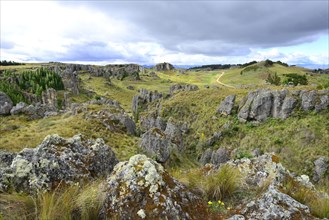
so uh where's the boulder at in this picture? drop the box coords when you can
[271,90,287,118]
[217,95,236,115]
[315,94,329,112]
[0,134,118,193]
[241,185,312,220]
[140,114,167,132]
[99,154,207,219]
[249,90,273,122]
[10,102,27,115]
[164,118,183,148]
[140,128,175,163]
[300,90,317,111]
[0,92,13,115]
[154,62,174,71]
[61,70,80,95]
[211,148,230,165]
[280,96,297,119]
[313,156,328,182]
[238,91,257,122]
[132,89,163,119]
[199,148,213,165]
[0,151,16,168]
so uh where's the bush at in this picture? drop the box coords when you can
[264,59,274,67]
[0,81,26,104]
[282,73,308,86]
[266,72,281,85]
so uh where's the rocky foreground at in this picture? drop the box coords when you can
[0,134,328,219]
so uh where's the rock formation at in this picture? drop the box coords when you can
[0,134,118,193]
[10,102,27,115]
[169,84,199,94]
[140,128,176,163]
[41,88,58,110]
[0,92,13,115]
[132,89,163,119]
[154,62,174,71]
[217,89,329,122]
[200,147,230,165]
[99,154,207,219]
[313,156,328,182]
[217,94,236,115]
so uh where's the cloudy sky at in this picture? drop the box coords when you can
[1,1,328,67]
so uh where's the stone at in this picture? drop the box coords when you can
[132,89,163,119]
[199,148,213,165]
[238,91,257,122]
[0,134,118,193]
[217,95,236,115]
[313,156,328,182]
[127,85,135,90]
[315,94,329,112]
[140,114,167,132]
[140,128,175,163]
[10,102,27,115]
[99,154,207,219]
[249,90,273,122]
[154,62,174,71]
[41,88,58,110]
[0,92,13,115]
[241,185,312,220]
[280,96,297,119]
[271,90,287,118]
[211,148,230,165]
[0,151,16,168]
[164,118,183,148]
[301,90,317,111]
[169,84,199,94]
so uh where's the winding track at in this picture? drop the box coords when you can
[216,72,235,88]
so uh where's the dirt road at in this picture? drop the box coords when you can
[216,72,235,88]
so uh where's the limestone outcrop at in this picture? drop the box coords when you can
[0,92,13,115]
[132,89,163,119]
[0,134,118,193]
[99,154,207,219]
[217,89,329,122]
[169,84,199,94]
[154,62,174,71]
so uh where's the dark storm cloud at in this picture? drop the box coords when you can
[67,1,328,56]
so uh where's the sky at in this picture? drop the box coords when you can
[1,0,328,67]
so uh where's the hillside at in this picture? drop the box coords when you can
[0,61,329,219]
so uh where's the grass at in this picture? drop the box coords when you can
[0,108,139,161]
[172,164,242,201]
[280,176,329,218]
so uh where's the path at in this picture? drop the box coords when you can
[216,72,235,89]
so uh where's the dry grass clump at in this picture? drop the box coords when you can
[173,164,242,201]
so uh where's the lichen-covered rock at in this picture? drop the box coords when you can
[154,62,174,71]
[313,156,328,182]
[169,84,199,94]
[99,154,207,220]
[164,118,183,148]
[0,92,13,115]
[140,128,175,163]
[0,151,16,168]
[217,95,236,115]
[0,134,118,193]
[241,185,313,220]
[10,102,27,115]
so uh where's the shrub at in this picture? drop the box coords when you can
[266,72,281,85]
[282,73,308,86]
[264,59,274,67]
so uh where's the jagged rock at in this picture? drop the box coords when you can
[0,92,13,115]
[140,128,176,163]
[169,84,199,94]
[99,154,207,219]
[281,96,298,119]
[313,157,328,182]
[199,148,213,165]
[300,90,317,111]
[10,102,27,115]
[164,118,183,148]
[226,215,245,220]
[249,90,273,122]
[62,70,80,95]
[20,103,57,120]
[241,185,313,220]
[154,62,174,71]
[87,97,121,109]
[238,91,257,122]
[41,88,58,110]
[271,90,287,118]
[149,71,160,78]
[0,134,118,193]
[205,132,223,147]
[140,113,167,132]
[132,89,163,119]
[88,109,135,135]
[62,92,70,110]
[0,151,16,168]
[217,95,236,115]
[315,94,329,112]
[211,148,230,165]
